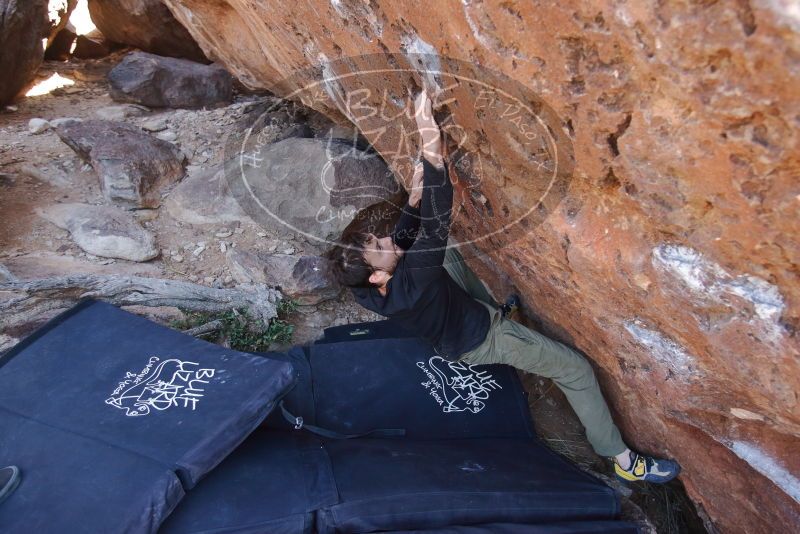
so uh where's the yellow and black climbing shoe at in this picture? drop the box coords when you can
[614,451,681,484]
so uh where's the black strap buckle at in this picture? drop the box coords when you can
[279,399,405,439]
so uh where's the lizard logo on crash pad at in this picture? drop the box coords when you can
[106,357,216,417]
[417,356,502,414]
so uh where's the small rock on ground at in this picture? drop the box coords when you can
[94,104,147,121]
[141,117,168,132]
[28,118,51,134]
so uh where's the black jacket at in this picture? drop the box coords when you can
[351,157,490,360]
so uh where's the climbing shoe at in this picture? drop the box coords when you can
[0,466,20,505]
[614,451,681,484]
[500,294,521,320]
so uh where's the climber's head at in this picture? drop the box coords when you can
[327,231,403,288]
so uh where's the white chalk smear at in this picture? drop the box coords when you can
[729,408,765,421]
[764,0,800,33]
[400,33,443,95]
[461,0,495,51]
[730,441,800,503]
[329,0,383,36]
[624,320,698,378]
[652,245,785,332]
[317,53,349,119]
[330,0,344,17]
[726,275,784,321]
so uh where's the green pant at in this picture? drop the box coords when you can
[443,246,626,457]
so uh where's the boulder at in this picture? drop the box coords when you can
[226,249,340,305]
[0,0,48,105]
[44,21,76,61]
[226,136,404,243]
[161,2,800,531]
[54,119,185,208]
[87,0,206,62]
[38,203,158,262]
[108,51,233,108]
[72,29,113,59]
[164,163,251,226]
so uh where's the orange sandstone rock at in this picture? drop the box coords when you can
[162,1,800,531]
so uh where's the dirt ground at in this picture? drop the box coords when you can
[0,52,704,533]
[0,52,381,341]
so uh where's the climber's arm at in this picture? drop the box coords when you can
[415,91,443,169]
[391,160,426,251]
[405,157,452,269]
[405,90,452,270]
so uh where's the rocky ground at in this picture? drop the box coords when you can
[0,51,703,533]
[0,51,381,346]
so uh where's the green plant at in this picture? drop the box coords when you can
[277,298,299,317]
[170,311,215,331]
[171,298,297,352]
[218,308,294,352]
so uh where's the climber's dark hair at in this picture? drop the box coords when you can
[325,231,376,288]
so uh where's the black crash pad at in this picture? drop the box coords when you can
[0,300,295,534]
[320,319,415,343]
[162,431,627,534]
[263,336,534,440]
[159,429,337,534]
[316,437,621,533]
[1,306,632,534]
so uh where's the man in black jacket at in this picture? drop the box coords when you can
[327,91,680,484]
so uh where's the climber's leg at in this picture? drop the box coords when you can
[460,313,626,457]
[442,244,498,308]
[459,311,682,483]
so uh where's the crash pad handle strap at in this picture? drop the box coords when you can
[279,401,405,439]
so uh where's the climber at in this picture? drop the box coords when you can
[326,89,681,484]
